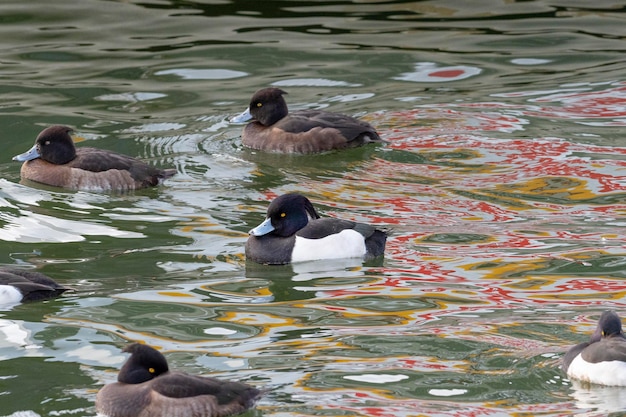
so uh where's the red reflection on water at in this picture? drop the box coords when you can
[252,83,626,416]
[298,83,626,309]
[528,84,626,120]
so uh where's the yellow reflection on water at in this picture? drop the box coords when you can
[157,291,195,297]
[504,177,597,201]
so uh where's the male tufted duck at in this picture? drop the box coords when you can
[245,193,387,264]
[0,267,70,304]
[563,310,626,386]
[231,87,383,153]
[13,125,176,191]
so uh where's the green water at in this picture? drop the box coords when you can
[0,1,625,416]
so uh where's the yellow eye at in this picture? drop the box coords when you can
[280,212,286,218]
[149,367,155,374]
[257,102,262,107]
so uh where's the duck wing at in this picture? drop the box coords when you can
[0,268,65,288]
[0,269,70,301]
[296,218,378,239]
[150,372,261,405]
[71,148,175,184]
[278,110,381,143]
[562,341,590,371]
[581,337,626,363]
[69,148,142,172]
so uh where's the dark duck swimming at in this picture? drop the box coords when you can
[231,87,383,154]
[96,343,263,417]
[0,267,70,305]
[562,310,626,386]
[245,193,387,265]
[13,125,176,191]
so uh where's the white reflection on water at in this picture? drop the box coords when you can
[95,92,166,102]
[155,68,248,80]
[290,257,366,282]
[204,327,237,335]
[2,411,41,417]
[324,93,376,103]
[0,319,40,351]
[344,373,409,383]
[510,58,552,65]
[569,379,626,414]
[114,278,274,304]
[1,211,144,243]
[429,388,469,397]
[64,345,125,367]
[272,78,361,87]
[122,122,186,133]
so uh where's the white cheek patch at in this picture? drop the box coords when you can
[291,229,366,263]
[0,286,24,305]
[568,354,626,386]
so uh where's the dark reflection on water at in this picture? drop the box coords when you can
[0,0,626,416]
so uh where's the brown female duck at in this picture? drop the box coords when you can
[13,125,176,191]
[96,343,263,417]
[231,87,382,153]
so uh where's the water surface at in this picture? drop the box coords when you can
[0,1,625,416]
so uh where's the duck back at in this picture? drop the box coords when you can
[0,268,69,302]
[96,371,262,417]
[243,111,381,154]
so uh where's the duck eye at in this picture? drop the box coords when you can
[256,102,262,108]
[280,212,286,218]
[148,367,155,374]
[44,140,50,145]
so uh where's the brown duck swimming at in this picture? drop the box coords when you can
[96,343,263,417]
[13,125,176,191]
[231,87,382,154]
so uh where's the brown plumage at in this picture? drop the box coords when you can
[231,87,383,154]
[96,343,263,417]
[13,125,176,191]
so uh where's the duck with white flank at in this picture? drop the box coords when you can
[563,310,626,386]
